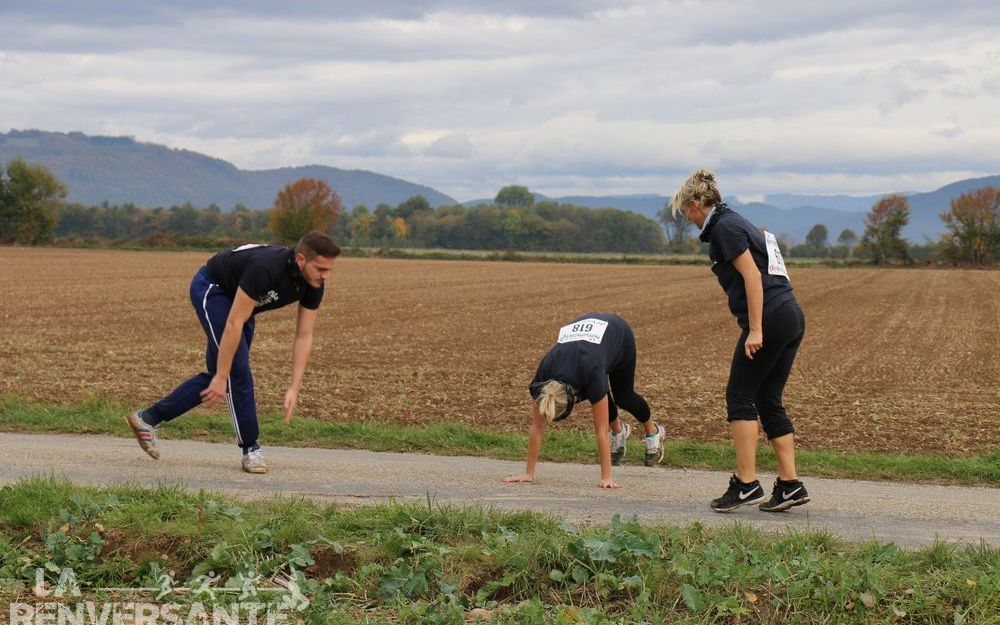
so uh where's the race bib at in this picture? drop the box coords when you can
[763,231,789,279]
[557,318,609,344]
[232,243,268,252]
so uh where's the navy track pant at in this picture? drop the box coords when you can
[145,266,258,451]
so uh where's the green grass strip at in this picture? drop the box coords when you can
[1,478,999,625]
[2,395,999,485]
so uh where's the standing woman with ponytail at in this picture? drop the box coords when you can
[503,313,665,489]
[671,169,810,513]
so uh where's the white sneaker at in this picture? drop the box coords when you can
[644,423,665,466]
[609,421,631,466]
[125,409,160,460]
[242,448,268,474]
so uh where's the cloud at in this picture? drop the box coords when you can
[1,1,999,200]
[423,132,476,158]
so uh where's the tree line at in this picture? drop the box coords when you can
[3,158,999,264]
[765,191,1000,265]
[330,190,665,253]
[0,162,666,253]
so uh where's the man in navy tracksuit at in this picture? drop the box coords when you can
[125,231,341,474]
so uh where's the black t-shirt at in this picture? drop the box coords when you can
[702,204,794,329]
[530,313,634,404]
[204,244,324,314]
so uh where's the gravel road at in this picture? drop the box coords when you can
[2,432,998,548]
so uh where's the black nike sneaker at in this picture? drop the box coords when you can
[759,479,810,512]
[710,474,766,513]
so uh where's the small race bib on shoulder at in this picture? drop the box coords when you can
[763,231,789,279]
[557,318,609,344]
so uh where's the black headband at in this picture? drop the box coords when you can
[530,380,577,422]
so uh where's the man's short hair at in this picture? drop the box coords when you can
[296,231,341,260]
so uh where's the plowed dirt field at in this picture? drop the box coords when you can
[2,247,998,455]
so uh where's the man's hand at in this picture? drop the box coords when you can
[200,375,227,404]
[502,474,534,483]
[599,479,621,489]
[283,388,298,425]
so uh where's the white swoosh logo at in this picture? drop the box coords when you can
[738,489,757,500]
[782,487,803,500]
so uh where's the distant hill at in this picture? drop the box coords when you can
[0,129,456,209]
[763,193,888,212]
[464,178,1000,243]
[465,192,864,242]
[902,175,1000,242]
[464,193,668,216]
[4,130,995,243]
[723,198,866,245]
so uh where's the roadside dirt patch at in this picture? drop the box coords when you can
[305,545,356,578]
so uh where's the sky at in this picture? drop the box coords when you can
[2,1,998,202]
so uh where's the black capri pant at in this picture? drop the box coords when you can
[607,323,651,425]
[726,300,805,439]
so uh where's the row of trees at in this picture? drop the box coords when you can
[57,202,271,240]
[1,163,665,253]
[657,189,1000,266]
[3,158,998,264]
[784,224,860,258]
[785,189,1000,265]
[280,182,666,253]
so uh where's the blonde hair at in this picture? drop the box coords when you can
[670,168,722,218]
[536,380,569,422]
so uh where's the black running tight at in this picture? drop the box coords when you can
[725,300,805,439]
[606,324,651,424]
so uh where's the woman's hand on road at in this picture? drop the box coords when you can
[503,474,534,483]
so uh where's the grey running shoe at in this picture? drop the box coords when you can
[759,479,810,512]
[242,447,268,474]
[609,421,631,466]
[710,474,766,513]
[125,409,159,460]
[643,424,665,466]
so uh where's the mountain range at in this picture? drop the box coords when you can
[466,175,1000,243]
[3,129,997,244]
[0,130,455,210]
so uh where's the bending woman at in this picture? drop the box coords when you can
[503,313,664,489]
[672,169,810,513]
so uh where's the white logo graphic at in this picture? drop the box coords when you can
[256,290,279,307]
[12,566,307,625]
[781,487,803,500]
[738,489,758,500]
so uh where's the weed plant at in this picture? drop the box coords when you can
[1,478,998,624]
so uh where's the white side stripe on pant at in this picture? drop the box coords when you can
[202,284,243,447]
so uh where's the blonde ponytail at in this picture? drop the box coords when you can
[536,380,570,422]
[671,168,722,217]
